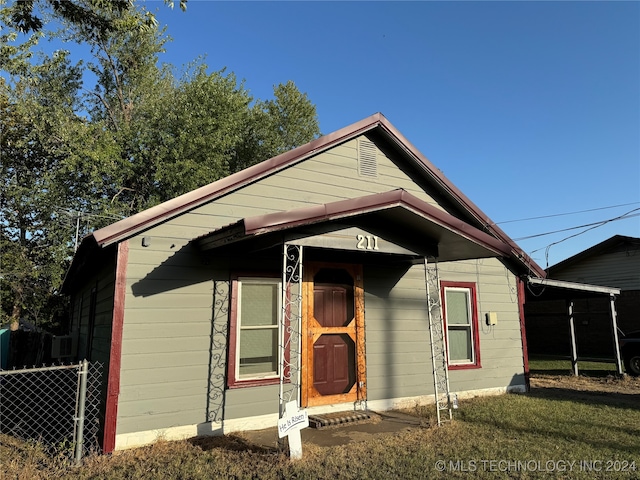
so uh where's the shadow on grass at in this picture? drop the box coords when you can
[188,434,279,454]
[529,368,618,377]
[460,393,640,457]
[527,385,640,409]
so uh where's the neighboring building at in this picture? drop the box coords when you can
[525,236,640,357]
[62,113,545,453]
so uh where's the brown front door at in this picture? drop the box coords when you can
[303,262,366,407]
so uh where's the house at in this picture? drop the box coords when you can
[548,235,640,335]
[525,236,640,358]
[62,113,546,453]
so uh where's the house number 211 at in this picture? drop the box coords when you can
[356,235,379,250]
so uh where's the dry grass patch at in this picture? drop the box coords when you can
[532,372,640,395]
[1,375,638,479]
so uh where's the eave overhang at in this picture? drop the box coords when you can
[69,112,546,282]
[194,190,513,263]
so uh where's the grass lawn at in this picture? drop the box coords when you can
[1,374,639,479]
[529,355,619,377]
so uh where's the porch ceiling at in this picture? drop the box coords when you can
[193,190,513,263]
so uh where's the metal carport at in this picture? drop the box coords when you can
[526,277,623,376]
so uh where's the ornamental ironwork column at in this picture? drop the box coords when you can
[424,256,453,425]
[279,243,303,417]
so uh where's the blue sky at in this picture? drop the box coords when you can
[23,1,638,268]
[149,1,639,269]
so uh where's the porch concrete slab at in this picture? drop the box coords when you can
[238,410,424,449]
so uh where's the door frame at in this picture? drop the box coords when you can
[302,261,366,407]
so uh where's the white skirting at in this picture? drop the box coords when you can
[114,384,526,450]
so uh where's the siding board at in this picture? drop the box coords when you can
[115,135,526,435]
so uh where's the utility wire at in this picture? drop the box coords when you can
[493,201,640,225]
[55,207,125,221]
[514,210,640,241]
[527,207,640,268]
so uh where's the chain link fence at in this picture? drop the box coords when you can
[0,360,103,462]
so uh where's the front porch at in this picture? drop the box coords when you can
[194,190,516,430]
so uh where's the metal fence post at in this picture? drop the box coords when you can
[0,361,102,459]
[74,359,88,463]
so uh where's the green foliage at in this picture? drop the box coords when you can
[529,355,618,376]
[1,0,186,36]
[0,0,320,328]
[264,80,322,154]
[1,51,83,327]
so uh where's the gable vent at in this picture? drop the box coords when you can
[358,139,378,178]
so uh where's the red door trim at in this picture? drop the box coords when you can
[103,240,129,453]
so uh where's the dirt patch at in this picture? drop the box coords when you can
[530,373,640,408]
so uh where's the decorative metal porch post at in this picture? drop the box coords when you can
[279,244,304,416]
[424,256,453,425]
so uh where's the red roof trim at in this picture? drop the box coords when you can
[200,190,513,258]
[93,114,385,247]
[374,119,544,277]
[87,112,544,276]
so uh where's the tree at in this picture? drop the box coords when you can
[2,0,186,36]
[0,0,321,329]
[0,51,84,328]
[262,80,322,155]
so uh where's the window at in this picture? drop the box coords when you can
[228,276,282,387]
[441,282,481,369]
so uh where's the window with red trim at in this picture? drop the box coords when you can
[441,281,481,370]
[228,276,282,388]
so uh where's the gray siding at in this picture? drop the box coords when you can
[117,243,213,434]
[364,258,525,401]
[92,267,116,367]
[364,264,432,401]
[71,263,115,367]
[439,258,525,392]
[115,136,523,434]
[72,287,90,360]
[551,248,640,291]
[69,260,116,441]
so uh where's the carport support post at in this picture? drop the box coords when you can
[567,300,579,376]
[609,294,624,375]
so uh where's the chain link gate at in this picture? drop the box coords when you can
[0,360,103,462]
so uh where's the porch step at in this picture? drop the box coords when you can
[308,411,372,429]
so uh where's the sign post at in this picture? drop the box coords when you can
[277,400,309,459]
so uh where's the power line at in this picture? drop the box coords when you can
[55,207,125,221]
[494,201,640,225]
[527,207,640,268]
[514,211,640,241]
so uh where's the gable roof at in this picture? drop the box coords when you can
[549,235,640,273]
[195,189,513,262]
[75,112,545,277]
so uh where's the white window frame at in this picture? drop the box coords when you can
[235,277,282,382]
[443,285,478,367]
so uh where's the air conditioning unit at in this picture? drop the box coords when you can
[51,335,78,359]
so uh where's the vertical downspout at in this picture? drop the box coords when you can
[517,278,530,392]
[103,240,129,453]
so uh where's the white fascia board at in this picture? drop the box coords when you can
[527,276,620,296]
